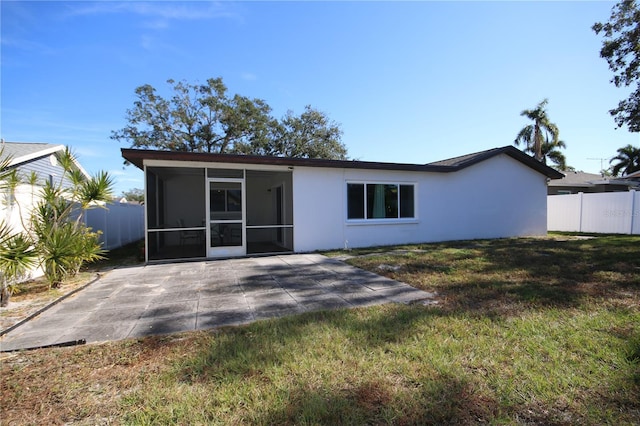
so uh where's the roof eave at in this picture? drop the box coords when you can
[121,148,453,173]
[8,144,66,167]
[121,145,565,179]
[499,147,565,180]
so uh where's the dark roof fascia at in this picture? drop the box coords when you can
[121,148,452,173]
[121,145,564,179]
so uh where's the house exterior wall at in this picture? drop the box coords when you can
[12,154,76,189]
[293,154,548,252]
[2,184,46,279]
[2,184,40,237]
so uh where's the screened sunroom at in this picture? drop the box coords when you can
[145,165,293,262]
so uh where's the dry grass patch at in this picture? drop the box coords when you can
[1,235,639,425]
[1,334,200,425]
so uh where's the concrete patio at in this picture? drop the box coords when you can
[0,253,435,352]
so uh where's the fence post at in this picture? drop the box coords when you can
[578,192,584,233]
[631,190,637,235]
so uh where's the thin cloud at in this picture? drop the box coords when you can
[1,37,57,55]
[241,72,258,81]
[65,1,242,26]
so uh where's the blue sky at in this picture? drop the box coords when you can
[2,0,639,195]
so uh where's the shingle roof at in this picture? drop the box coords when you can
[121,145,564,179]
[548,171,603,188]
[0,141,90,179]
[549,170,640,189]
[425,145,565,178]
[0,142,65,166]
[621,170,640,180]
[427,147,506,167]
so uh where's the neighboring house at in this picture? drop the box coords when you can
[122,145,563,262]
[1,142,93,280]
[618,169,640,185]
[548,170,640,195]
[0,141,90,189]
[1,142,91,232]
[1,141,145,259]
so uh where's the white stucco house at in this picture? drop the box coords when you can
[122,145,563,262]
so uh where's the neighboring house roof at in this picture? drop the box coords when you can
[619,170,640,181]
[1,142,63,165]
[548,171,603,189]
[122,145,564,179]
[549,170,639,189]
[1,141,90,179]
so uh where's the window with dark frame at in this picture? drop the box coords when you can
[347,183,415,220]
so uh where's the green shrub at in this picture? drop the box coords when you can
[1,146,114,292]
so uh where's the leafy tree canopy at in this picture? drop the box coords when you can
[112,78,347,160]
[593,0,640,132]
[120,188,144,203]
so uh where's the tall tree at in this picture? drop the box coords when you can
[541,139,568,170]
[593,0,640,132]
[514,99,561,162]
[111,78,274,154]
[610,144,640,176]
[112,78,348,160]
[273,106,347,159]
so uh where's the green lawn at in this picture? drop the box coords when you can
[2,235,639,425]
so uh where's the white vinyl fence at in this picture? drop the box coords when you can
[2,185,144,250]
[548,190,640,235]
[84,202,144,250]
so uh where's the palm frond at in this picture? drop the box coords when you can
[58,146,79,174]
[609,144,640,176]
[78,171,115,208]
[0,233,37,283]
[514,125,533,146]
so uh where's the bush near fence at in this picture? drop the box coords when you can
[2,186,144,250]
[548,190,639,235]
[2,186,144,280]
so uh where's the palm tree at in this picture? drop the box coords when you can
[610,144,640,176]
[31,148,114,287]
[541,139,568,170]
[514,99,560,161]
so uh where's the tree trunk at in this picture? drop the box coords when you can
[0,283,12,307]
[533,124,542,161]
[533,124,543,161]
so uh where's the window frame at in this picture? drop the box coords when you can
[346,181,417,223]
